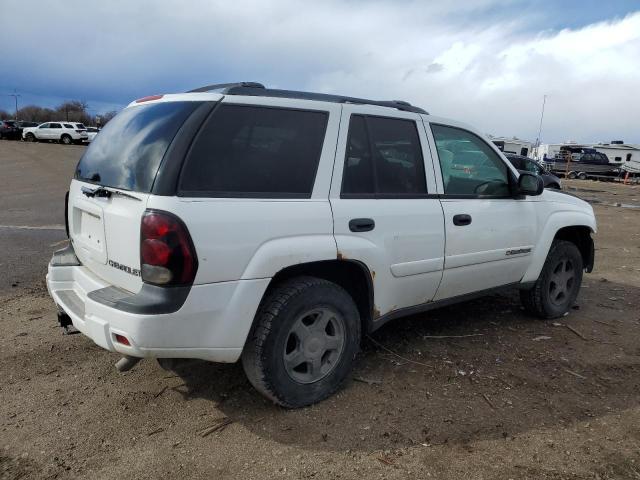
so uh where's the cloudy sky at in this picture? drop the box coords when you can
[1,0,639,144]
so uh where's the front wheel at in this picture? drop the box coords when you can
[25,133,36,142]
[242,276,361,408]
[520,240,583,319]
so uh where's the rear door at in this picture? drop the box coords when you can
[49,123,62,140]
[69,99,204,293]
[330,106,445,320]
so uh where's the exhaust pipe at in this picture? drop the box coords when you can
[115,355,141,372]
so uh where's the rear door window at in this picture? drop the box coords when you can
[179,105,328,198]
[75,101,201,192]
[341,115,427,197]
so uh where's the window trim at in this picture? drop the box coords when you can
[176,103,329,199]
[339,114,429,199]
[429,122,516,200]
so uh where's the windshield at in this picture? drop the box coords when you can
[75,101,200,192]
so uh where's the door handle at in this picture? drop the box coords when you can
[453,214,472,226]
[349,218,375,232]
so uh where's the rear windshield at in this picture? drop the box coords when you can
[75,101,200,192]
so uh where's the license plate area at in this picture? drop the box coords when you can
[71,198,107,264]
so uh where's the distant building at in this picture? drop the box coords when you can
[490,136,533,157]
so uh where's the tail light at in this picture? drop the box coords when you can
[140,210,198,286]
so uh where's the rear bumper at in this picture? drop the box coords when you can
[47,260,270,363]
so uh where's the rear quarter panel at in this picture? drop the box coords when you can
[144,197,337,284]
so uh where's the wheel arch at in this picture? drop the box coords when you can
[521,212,596,283]
[259,259,374,338]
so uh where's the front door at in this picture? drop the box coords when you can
[330,106,445,321]
[37,123,51,139]
[425,121,537,300]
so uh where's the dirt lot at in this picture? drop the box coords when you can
[1,141,640,479]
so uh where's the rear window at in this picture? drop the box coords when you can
[75,101,200,192]
[179,105,328,198]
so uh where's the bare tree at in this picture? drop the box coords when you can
[98,110,118,127]
[0,110,11,120]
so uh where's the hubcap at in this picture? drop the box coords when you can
[283,307,346,384]
[548,258,575,306]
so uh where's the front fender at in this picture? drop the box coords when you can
[521,211,596,283]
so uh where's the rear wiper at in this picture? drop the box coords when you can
[81,186,142,201]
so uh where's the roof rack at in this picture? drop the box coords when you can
[187,82,266,93]
[186,82,428,114]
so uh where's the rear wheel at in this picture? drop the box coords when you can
[242,276,361,408]
[567,171,577,179]
[60,134,72,145]
[520,240,583,319]
[578,172,588,180]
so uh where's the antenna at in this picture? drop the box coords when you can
[535,95,546,158]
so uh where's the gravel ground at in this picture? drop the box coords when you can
[1,140,639,479]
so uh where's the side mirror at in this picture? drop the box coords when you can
[517,172,544,196]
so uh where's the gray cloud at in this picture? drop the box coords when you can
[0,0,638,143]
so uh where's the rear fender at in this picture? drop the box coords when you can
[240,235,338,280]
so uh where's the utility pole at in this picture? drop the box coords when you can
[535,94,546,158]
[8,90,21,120]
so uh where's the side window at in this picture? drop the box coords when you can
[39,123,49,129]
[180,105,328,197]
[50,123,62,129]
[341,115,427,196]
[431,124,510,197]
[64,124,73,129]
[342,116,374,194]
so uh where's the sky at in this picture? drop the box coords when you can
[1,0,639,144]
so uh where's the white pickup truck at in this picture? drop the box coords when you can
[47,82,596,407]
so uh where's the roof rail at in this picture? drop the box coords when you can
[228,85,428,114]
[186,82,428,114]
[187,82,265,93]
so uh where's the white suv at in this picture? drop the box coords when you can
[47,82,596,407]
[22,121,88,144]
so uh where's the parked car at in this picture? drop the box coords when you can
[47,82,596,407]
[16,120,38,138]
[85,126,99,142]
[22,122,89,144]
[0,120,20,140]
[504,153,562,189]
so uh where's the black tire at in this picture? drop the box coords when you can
[60,134,72,145]
[520,240,583,319]
[242,276,361,408]
[25,133,36,142]
[578,172,588,180]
